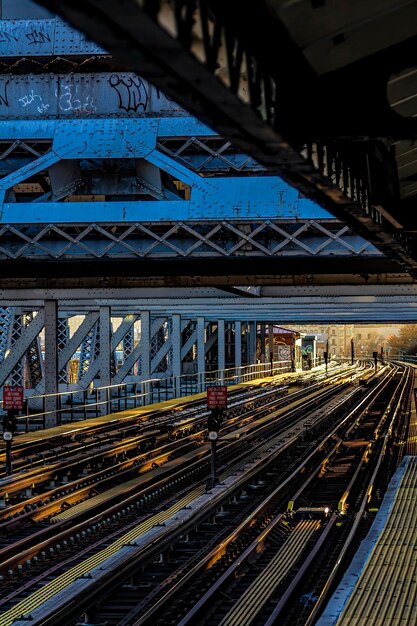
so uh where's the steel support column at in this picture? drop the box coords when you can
[172,314,181,398]
[218,319,225,383]
[235,321,242,382]
[248,321,257,365]
[44,300,58,428]
[98,306,111,416]
[260,324,266,363]
[197,316,205,392]
[268,324,274,367]
[140,311,151,404]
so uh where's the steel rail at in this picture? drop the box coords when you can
[22,366,390,626]
[303,364,413,626]
[0,368,360,596]
[165,366,405,626]
[0,370,372,626]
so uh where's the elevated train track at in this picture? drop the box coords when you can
[0,366,359,588]
[0,361,411,626]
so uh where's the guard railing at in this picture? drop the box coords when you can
[0,360,292,432]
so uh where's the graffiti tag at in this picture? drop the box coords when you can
[26,30,51,45]
[0,81,9,108]
[0,31,18,44]
[109,74,148,112]
[19,89,50,114]
[55,85,97,114]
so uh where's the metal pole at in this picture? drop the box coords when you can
[172,314,181,398]
[209,439,218,489]
[44,299,58,428]
[218,319,225,384]
[197,316,206,392]
[351,338,355,365]
[5,439,12,476]
[235,321,242,383]
[206,406,223,490]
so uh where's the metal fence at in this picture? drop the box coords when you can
[1,360,292,432]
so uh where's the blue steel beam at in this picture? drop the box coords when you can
[0,18,104,57]
[0,74,182,119]
[0,9,390,279]
[0,221,379,260]
[0,117,331,222]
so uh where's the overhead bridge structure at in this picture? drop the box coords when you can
[0,1,415,424]
[35,0,417,278]
[0,2,408,288]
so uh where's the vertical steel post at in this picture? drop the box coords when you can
[172,314,181,398]
[268,324,274,373]
[140,311,151,404]
[209,439,218,489]
[248,321,257,365]
[235,321,242,383]
[98,306,111,416]
[44,300,58,428]
[260,324,266,364]
[197,316,205,392]
[218,319,225,383]
[5,439,12,476]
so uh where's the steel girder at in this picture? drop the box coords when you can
[34,0,417,275]
[0,17,104,58]
[0,115,388,283]
[0,309,45,388]
[0,307,13,362]
[0,8,396,283]
[0,220,378,260]
[0,118,327,222]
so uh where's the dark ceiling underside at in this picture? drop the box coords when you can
[34,0,417,280]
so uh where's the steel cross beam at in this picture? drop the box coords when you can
[35,0,417,275]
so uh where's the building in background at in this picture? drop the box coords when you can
[291,325,400,357]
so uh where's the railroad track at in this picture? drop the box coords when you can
[0,363,383,625]
[0,368,362,592]
[0,366,349,482]
[0,367,361,545]
[79,363,403,626]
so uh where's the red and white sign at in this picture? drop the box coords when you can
[3,385,24,411]
[207,386,228,409]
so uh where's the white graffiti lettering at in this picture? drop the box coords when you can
[55,85,97,114]
[19,90,50,114]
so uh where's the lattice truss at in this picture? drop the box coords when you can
[156,137,262,173]
[0,220,377,259]
[150,320,171,374]
[0,123,382,264]
[0,308,44,389]
[78,322,99,382]
[0,307,13,361]
[0,306,235,392]
[58,317,69,383]
[0,311,207,397]
[0,132,261,210]
[182,321,196,362]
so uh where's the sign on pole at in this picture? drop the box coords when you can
[206,386,228,410]
[3,386,24,411]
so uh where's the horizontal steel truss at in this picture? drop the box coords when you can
[37,0,417,273]
[0,307,259,396]
[0,119,330,223]
[0,292,416,403]
[0,220,378,261]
